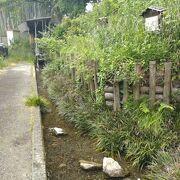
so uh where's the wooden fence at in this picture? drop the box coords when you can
[70,61,180,111]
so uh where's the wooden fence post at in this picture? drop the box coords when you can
[71,67,76,82]
[163,62,172,104]
[123,79,129,103]
[89,78,95,93]
[113,81,121,111]
[149,61,156,106]
[80,73,84,84]
[94,62,98,91]
[133,63,141,100]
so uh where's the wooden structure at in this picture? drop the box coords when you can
[70,61,180,111]
[141,6,165,31]
[26,17,51,51]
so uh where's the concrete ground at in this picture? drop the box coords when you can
[0,64,34,180]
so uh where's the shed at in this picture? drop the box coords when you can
[19,17,51,53]
[26,17,51,38]
[141,6,166,31]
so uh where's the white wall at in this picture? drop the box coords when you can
[86,2,93,12]
[7,30,14,46]
[145,15,159,31]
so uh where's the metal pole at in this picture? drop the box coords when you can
[34,21,38,54]
[42,20,43,32]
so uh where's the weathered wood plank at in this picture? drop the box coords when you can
[149,61,156,106]
[71,67,76,82]
[140,86,163,94]
[133,63,141,100]
[80,73,84,86]
[94,62,98,91]
[89,78,95,93]
[163,62,172,104]
[113,81,121,111]
[123,80,129,103]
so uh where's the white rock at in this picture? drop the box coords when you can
[49,127,67,136]
[46,108,52,113]
[103,157,124,177]
[79,160,102,170]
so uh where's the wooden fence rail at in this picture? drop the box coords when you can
[70,61,179,111]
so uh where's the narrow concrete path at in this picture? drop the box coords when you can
[0,64,33,180]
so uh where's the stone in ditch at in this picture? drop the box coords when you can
[79,160,102,170]
[46,108,52,113]
[103,157,126,177]
[49,127,67,136]
[59,163,67,169]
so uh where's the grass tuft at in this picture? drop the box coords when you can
[24,95,49,111]
[0,55,7,69]
[7,39,34,63]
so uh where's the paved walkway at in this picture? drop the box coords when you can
[0,64,33,180]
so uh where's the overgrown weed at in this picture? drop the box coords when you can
[24,95,49,112]
[0,55,7,69]
[145,150,180,179]
[7,39,34,63]
[42,66,179,172]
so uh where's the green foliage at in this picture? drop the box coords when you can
[38,0,179,175]
[41,64,179,169]
[145,150,180,180]
[52,0,92,18]
[25,95,49,111]
[8,39,34,63]
[136,101,174,136]
[25,0,96,18]
[38,0,180,94]
[0,55,7,69]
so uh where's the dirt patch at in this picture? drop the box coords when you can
[42,104,106,180]
[37,73,105,180]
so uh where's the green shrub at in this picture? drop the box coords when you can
[38,0,180,87]
[25,95,49,111]
[8,39,34,63]
[145,150,180,180]
[0,55,7,69]
[40,0,180,169]
[41,65,179,169]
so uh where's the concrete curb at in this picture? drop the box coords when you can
[31,66,47,180]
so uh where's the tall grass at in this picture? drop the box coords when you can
[0,55,7,69]
[42,65,179,172]
[38,0,180,177]
[24,95,49,112]
[8,39,34,63]
[145,150,180,180]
